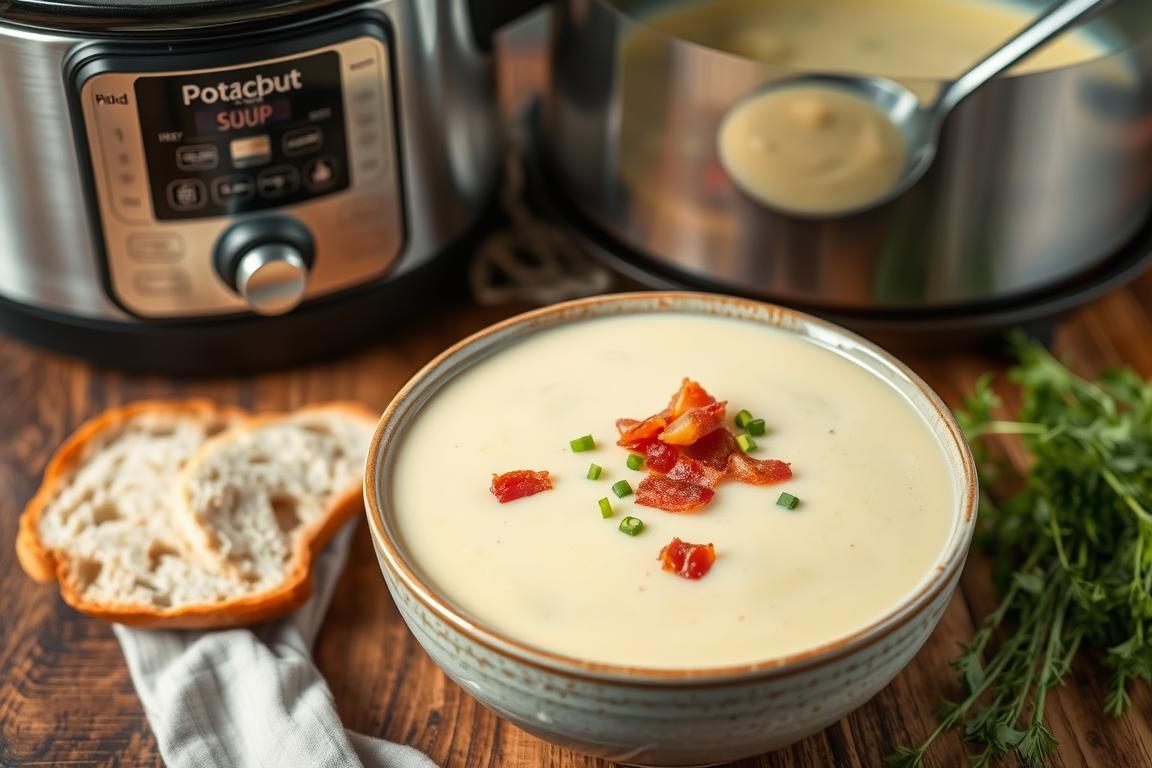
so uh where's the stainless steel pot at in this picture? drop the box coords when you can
[543,0,1152,310]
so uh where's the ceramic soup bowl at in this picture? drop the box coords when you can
[364,292,977,766]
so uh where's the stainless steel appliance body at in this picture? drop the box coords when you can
[0,0,500,329]
[543,0,1152,310]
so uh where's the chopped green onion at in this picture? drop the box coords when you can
[626,453,645,471]
[747,418,766,436]
[737,433,758,453]
[777,492,800,510]
[586,463,603,480]
[619,516,645,536]
[735,409,754,429]
[598,497,614,519]
[611,479,633,498]
[569,434,596,452]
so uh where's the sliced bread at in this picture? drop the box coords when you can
[16,401,377,628]
[180,403,377,592]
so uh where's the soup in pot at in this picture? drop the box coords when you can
[626,0,1108,79]
[615,0,1112,219]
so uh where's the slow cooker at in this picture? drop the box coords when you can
[0,0,534,372]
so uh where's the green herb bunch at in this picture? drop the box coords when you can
[889,337,1152,767]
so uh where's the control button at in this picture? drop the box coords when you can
[230,135,272,169]
[304,157,338,192]
[214,216,315,316]
[257,166,300,198]
[234,245,310,315]
[282,126,323,156]
[358,157,382,176]
[176,144,219,171]
[167,179,207,211]
[127,233,183,263]
[96,111,151,223]
[212,174,256,206]
[133,269,190,296]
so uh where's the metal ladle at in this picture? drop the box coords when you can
[729,0,1115,216]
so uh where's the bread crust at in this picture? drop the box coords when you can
[15,400,377,629]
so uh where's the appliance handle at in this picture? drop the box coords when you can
[468,0,548,50]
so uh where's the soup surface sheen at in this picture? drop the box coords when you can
[718,86,907,214]
[392,313,957,669]
[630,0,1106,79]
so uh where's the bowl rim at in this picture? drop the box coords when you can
[364,291,978,687]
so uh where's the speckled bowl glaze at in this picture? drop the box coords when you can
[365,292,977,767]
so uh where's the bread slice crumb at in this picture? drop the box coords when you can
[16,400,377,628]
[181,404,376,588]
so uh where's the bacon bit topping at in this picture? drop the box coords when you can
[658,537,717,579]
[635,475,715,513]
[681,428,742,470]
[615,379,793,520]
[616,418,641,435]
[643,440,679,474]
[726,454,793,486]
[490,470,553,503]
[663,379,716,421]
[659,401,727,446]
[664,455,726,488]
[616,414,668,448]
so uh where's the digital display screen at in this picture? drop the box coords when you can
[194,97,293,135]
[134,51,349,221]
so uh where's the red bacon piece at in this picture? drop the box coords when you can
[489,470,553,503]
[617,414,668,448]
[658,537,717,580]
[662,379,716,421]
[726,454,793,486]
[664,455,726,488]
[681,428,741,470]
[642,439,679,474]
[616,418,641,435]
[635,475,715,513]
[659,401,727,446]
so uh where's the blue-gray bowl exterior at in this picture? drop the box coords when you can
[365,292,977,766]
[375,538,959,766]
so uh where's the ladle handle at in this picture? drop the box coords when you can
[934,0,1113,116]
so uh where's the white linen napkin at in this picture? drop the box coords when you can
[113,523,437,768]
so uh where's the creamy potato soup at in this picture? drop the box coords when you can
[631,0,1107,79]
[718,86,907,214]
[391,313,957,669]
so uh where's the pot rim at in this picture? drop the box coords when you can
[364,291,979,688]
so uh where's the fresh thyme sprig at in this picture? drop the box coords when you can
[888,336,1152,767]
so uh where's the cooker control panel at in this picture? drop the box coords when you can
[72,19,403,318]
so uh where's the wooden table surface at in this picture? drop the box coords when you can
[4,41,1152,768]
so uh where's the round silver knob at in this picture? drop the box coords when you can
[234,243,310,316]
